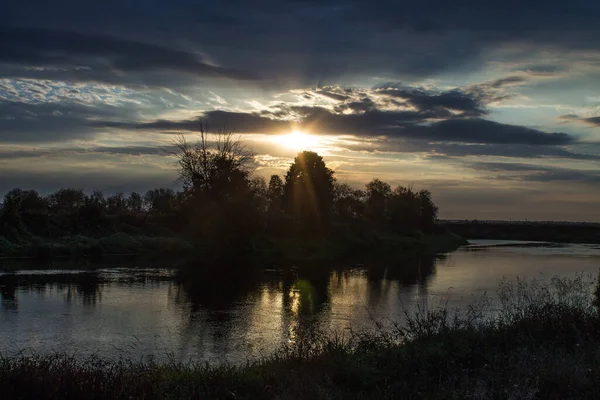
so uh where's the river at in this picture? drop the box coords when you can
[1,240,599,364]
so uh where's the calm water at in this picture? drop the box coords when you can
[1,240,599,364]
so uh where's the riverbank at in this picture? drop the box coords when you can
[440,220,600,244]
[1,275,597,399]
[0,230,467,268]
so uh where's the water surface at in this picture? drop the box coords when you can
[1,240,598,364]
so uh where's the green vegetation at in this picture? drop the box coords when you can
[1,275,598,399]
[0,127,464,265]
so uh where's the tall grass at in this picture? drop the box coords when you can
[1,274,599,399]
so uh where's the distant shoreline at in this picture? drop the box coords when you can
[440,220,600,244]
[440,219,600,226]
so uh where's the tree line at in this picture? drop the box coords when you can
[0,128,439,250]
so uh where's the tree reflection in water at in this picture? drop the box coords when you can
[169,255,437,360]
[0,272,104,311]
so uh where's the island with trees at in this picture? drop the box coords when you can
[0,128,466,266]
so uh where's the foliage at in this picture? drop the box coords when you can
[283,151,335,229]
[267,174,284,213]
[174,125,254,197]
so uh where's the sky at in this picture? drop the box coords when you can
[1,1,600,221]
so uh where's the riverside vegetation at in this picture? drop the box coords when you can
[1,274,599,399]
[0,127,465,266]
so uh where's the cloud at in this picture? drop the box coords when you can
[413,118,573,145]
[516,65,564,77]
[375,86,487,116]
[344,1,600,46]
[3,0,600,91]
[0,26,259,85]
[343,138,600,161]
[0,99,144,142]
[469,161,600,184]
[489,76,527,88]
[94,107,574,146]
[558,113,600,127]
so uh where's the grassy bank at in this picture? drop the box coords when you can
[0,233,193,262]
[0,229,467,267]
[1,275,598,399]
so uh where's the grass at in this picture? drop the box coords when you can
[0,233,193,262]
[1,274,599,399]
[0,228,466,267]
[261,229,468,264]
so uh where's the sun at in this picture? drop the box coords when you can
[276,130,321,150]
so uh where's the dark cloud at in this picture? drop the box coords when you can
[558,113,600,127]
[516,65,564,77]
[91,110,291,134]
[470,162,600,184]
[93,107,574,146]
[316,89,351,102]
[342,138,600,161]
[0,26,259,85]
[376,87,487,116]
[0,145,176,160]
[0,100,140,142]
[489,76,527,88]
[1,78,575,150]
[414,119,573,146]
[2,0,600,89]
[579,116,600,127]
[344,1,600,43]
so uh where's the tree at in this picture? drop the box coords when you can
[127,192,144,213]
[174,125,254,200]
[417,189,438,231]
[0,189,48,227]
[387,186,438,232]
[173,125,265,243]
[283,151,335,228]
[333,182,365,219]
[48,188,86,213]
[365,179,391,222]
[388,186,419,231]
[144,188,176,213]
[79,191,106,226]
[267,175,284,213]
[248,176,269,214]
[106,192,128,214]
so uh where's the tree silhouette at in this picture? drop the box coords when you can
[0,133,444,262]
[127,192,144,213]
[417,189,438,231]
[48,188,86,213]
[388,186,438,232]
[106,192,127,214]
[333,182,365,219]
[174,125,254,200]
[365,179,392,222]
[0,189,48,229]
[283,151,335,229]
[144,188,176,214]
[173,125,264,245]
[267,175,284,213]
